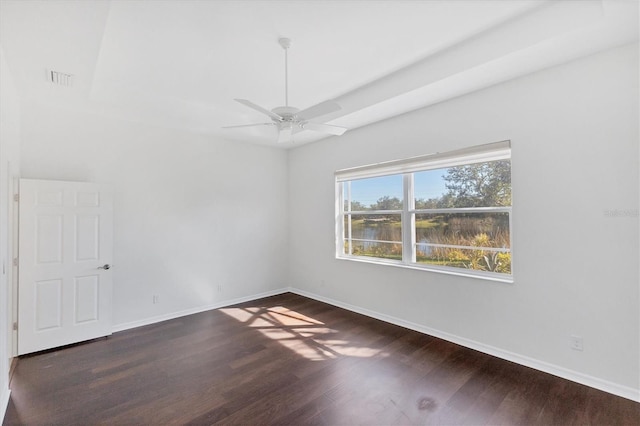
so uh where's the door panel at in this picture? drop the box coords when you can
[74,275,99,323]
[35,279,62,330]
[36,215,63,263]
[18,179,113,355]
[75,215,99,261]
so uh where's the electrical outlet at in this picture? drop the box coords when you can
[570,335,583,351]
[152,295,159,304]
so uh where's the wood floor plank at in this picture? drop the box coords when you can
[3,292,639,425]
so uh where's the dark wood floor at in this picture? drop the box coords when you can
[3,292,639,425]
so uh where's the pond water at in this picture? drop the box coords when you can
[346,213,511,272]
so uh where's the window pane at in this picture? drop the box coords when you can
[416,247,511,274]
[350,175,403,211]
[343,182,348,211]
[352,241,402,260]
[349,214,402,243]
[343,215,349,239]
[346,213,402,260]
[414,160,511,208]
[415,212,510,249]
[414,169,448,207]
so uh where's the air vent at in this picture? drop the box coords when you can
[47,70,73,87]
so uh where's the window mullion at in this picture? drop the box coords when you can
[336,181,344,255]
[402,173,415,264]
[347,182,352,255]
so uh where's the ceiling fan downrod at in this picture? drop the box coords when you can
[279,37,291,107]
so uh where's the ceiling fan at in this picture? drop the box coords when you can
[223,38,348,143]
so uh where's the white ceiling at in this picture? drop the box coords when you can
[0,0,638,148]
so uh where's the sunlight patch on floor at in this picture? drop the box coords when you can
[220,306,385,361]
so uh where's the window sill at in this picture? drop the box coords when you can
[336,255,514,284]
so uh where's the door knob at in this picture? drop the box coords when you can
[98,264,111,270]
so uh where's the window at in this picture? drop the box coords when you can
[336,141,512,281]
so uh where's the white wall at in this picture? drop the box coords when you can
[19,104,289,328]
[288,43,639,398]
[0,45,21,419]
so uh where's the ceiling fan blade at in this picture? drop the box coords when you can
[222,123,275,129]
[235,99,282,121]
[302,122,348,136]
[277,126,293,143]
[297,100,341,121]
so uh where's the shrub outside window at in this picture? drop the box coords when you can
[336,141,512,281]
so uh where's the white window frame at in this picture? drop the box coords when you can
[335,141,513,283]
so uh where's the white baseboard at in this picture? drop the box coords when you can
[289,287,640,403]
[111,287,289,333]
[0,389,10,423]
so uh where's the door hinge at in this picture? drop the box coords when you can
[13,194,19,202]
[12,322,17,331]
[12,258,18,266]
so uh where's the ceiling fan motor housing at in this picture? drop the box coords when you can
[278,38,291,49]
[272,106,300,122]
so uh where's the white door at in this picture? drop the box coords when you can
[18,179,113,355]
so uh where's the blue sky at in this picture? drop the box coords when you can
[349,169,449,207]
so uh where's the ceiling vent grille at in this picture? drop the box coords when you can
[47,70,73,87]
